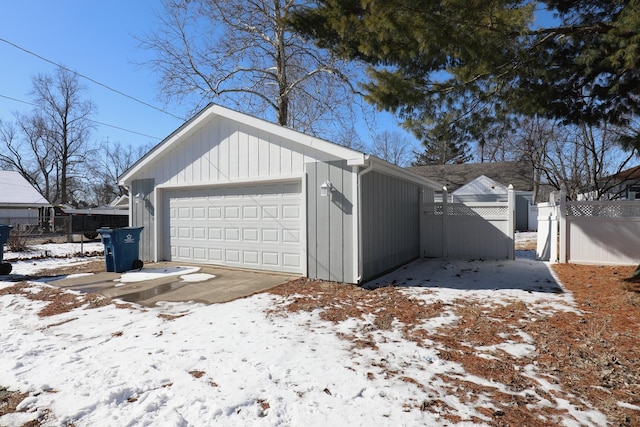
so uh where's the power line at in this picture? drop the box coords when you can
[0,94,163,140]
[0,37,186,121]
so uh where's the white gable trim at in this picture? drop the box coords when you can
[453,174,508,195]
[119,104,366,185]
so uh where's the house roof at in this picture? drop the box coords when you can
[119,103,442,190]
[610,165,640,182]
[408,161,533,192]
[0,171,50,207]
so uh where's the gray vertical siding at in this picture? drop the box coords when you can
[361,171,420,281]
[306,161,354,283]
[131,178,155,262]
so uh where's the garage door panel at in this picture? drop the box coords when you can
[209,228,222,240]
[243,228,259,241]
[225,249,240,262]
[178,227,190,238]
[261,206,278,219]
[282,205,300,219]
[262,252,279,266]
[193,227,206,239]
[243,251,259,264]
[283,229,300,243]
[225,206,240,218]
[209,248,223,261]
[225,228,240,241]
[193,247,206,260]
[243,206,258,219]
[262,229,279,243]
[165,181,303,273]
[283,253,301,268]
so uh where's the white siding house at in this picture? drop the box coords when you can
[0,171,50,230]
[119,104,441,283]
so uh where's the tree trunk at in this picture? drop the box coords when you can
[625,263,640,282]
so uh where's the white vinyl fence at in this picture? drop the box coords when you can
[421,186,515,260]
[537,191,640,265]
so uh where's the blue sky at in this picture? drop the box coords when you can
[0,1,214,150]
[0,0,415,155]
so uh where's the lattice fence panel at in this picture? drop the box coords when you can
[448,204,508,218]
[423,203,444,216]
[567,203,640,218]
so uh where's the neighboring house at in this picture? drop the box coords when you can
[119,104,442,284]
[409,161,536,231]
[0,171,50,230]
[577,165,640,200]
[408,161,534,193]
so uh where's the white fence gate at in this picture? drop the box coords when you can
[421,186,515,260]
[536,192,640,265]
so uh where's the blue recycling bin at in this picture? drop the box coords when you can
[0,224,12,275]
[97,227,144,273]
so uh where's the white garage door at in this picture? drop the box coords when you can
[163,181,303,274]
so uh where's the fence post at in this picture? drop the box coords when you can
[559,189,567,263]
[508,184,515,260]
[419,187,425,257]
[549,202,558,263]
[442,186,448,257]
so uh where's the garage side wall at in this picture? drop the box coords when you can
[131,178,155,262]
[361,172,420,281]
[306,161,355,283]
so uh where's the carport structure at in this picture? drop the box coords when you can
[119,104,442,284]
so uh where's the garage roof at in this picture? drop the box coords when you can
[119,103,442,190]
[120,104,371,183]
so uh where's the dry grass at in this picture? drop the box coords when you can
[267,265,640,426]
[1,263,640,425]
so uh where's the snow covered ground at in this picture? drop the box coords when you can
[0,237,609,426]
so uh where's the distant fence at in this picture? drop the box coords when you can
[421,187,515,260]
[0,215,98,238]
[0,215,83,238]
[537,192,640,265]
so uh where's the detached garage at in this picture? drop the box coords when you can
[119,104,441,283]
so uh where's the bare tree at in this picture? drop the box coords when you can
[139,0,364,139]
[371,130,414,166]
[333,125,366,152]
[515,117,638,201]
[88,141,150,206]
[0,116,58,202]
[0,68,96,205]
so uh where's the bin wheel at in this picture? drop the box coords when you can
[0,263,12,275]
[132,259,144,271]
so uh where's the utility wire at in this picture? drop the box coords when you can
[0,37,186,121]
[0,94,163,140]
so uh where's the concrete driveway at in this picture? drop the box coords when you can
[50,262,299,306]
